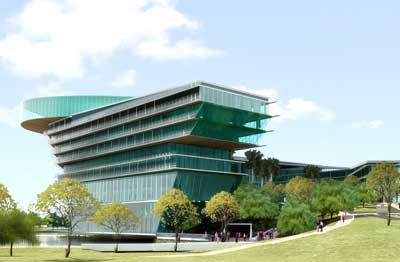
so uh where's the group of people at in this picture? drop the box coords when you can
[256,230,275,241]
[212,231,248,242]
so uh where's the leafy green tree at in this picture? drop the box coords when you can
[277,201,316,236]
[36,178,99,257]
[367,162,400,226]
[357,182,378,207]
[0,183,16,210]
[203,191,240,234]
[285,176,315,204]
[0,209,39,256]
[153,189,200,252]
[304,165,321,181]
[340,183,360,212]
[312,180,342,219]
[312,180,359,219]
[93,202,140,252]
[344,175,360,186]
[234,184,279,230]
[45,212,69,228]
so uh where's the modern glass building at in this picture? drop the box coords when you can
[21,81,272,236]
[243,159,400,185]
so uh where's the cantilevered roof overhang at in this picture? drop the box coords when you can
[21,96,131,133]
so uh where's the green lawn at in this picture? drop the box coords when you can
[1,217,399,262]
[353,205,377,212]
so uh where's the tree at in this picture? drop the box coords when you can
[245,150,263,180]
[203,191,240,234]
[312,180,343,219]
[304,165,321,181]
[153,189,200,252]
[357,182,378,207]
[285,176,315,204]
[277,201,316,236]
[0,183,16,210]
[367,162,400,226]
[36,178,99,257]
[0,209,39,256]
[45,212,69,228]
[259,158,280,183]
[344,175,360,186]
[312,180,359,220]
[93,202,140,252]
[340,182,360,212]
[234,184,279,230]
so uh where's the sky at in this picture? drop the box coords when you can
[0,0,399,209]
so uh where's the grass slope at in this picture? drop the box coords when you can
[0,217,398,262]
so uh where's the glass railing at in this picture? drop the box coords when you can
[59,154,245,182]
[48,93,200,137]
[53,113,197,154]
[56,128,193,165]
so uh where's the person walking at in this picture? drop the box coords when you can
[214,232,219,243]
[319,221,324,232]
[235,232,239,243]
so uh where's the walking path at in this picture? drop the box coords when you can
[150,214,354,258]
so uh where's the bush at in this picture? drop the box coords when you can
[277,201,316,236]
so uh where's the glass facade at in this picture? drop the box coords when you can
[22,81,271,235]
[247,161,400,186]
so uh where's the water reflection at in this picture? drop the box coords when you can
[12,232,81,247]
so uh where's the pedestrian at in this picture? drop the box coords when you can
[320,221,324,232]
[243,233,247,241]
[235,232,239,243]
[214,232,219,243]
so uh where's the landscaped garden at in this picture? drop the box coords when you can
[0,217,399,262]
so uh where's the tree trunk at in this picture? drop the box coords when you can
[65,233,72,258]
[114,233,120,253]
[174,229,179,252]
[10,241,13,257]
[387,202,392,226]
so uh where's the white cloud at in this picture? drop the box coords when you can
[350,120,384,129]
[232,86,335,124]
[111,69,137,88]
[0,0,222,78]
[281,98,335,123]
[136,38,225,60]
[29,81,74,97]
[0,105,21,128]
[0,81,74,128]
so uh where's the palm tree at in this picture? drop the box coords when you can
[304,165,321,181]
[244,150,263,183]
[263,158,280,183]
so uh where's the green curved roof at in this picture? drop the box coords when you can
[21,96,131,133]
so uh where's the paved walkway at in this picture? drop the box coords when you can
[150,214,354,258]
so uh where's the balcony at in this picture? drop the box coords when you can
[48,93,200,138]
[53,113,197,155]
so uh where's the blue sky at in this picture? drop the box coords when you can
[0,0,399,208]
